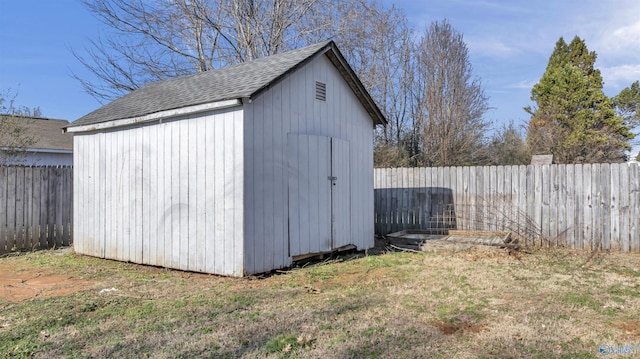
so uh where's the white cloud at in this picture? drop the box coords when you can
[571,1,640,58]
[590,8,640,54]
[466,37,520,58]
[450,0,534,16]
[537,0,640,90]
[601,64,640,89]
[506,79,537,90]
[611,21,640,47]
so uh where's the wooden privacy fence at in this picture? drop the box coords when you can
[374,164,640,251]
[0,166,73,254]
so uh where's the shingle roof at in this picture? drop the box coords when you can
[0,116,72,151]
[70,40,386,128]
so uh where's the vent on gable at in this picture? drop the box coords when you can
[315,81,326,101]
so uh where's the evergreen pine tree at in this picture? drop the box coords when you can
[525,36,633,163]
[613,80,640,130]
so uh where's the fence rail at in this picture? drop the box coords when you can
[0,166,73,254]
[374,164,640,251]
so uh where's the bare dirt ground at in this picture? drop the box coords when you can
[0,251,95,303]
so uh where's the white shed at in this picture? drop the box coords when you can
[66,41,386,276]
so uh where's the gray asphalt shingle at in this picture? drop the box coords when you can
[0,116,72,150]
[70,40,386,128]
[72,41,332,127]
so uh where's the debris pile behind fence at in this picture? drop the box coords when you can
[374,164,640,251]
[0,166,73,254]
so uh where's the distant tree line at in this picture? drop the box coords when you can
[73,0,639,167]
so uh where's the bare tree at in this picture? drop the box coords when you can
[414,19,489,167]
[74,0,336,102]
[75,0,425,166]
[74,2,500,168]
[0,90,38,165]
[485,122,530,165]
[326,1,417,166]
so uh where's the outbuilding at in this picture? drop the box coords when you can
[66,41,386,276]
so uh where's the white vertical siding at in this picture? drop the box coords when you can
[244,54,375,274]
[75,53,376,276]
[147,124,159,264]
[73,107,245,276]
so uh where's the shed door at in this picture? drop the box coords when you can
[331,137,351,249]
[288,134,351,257]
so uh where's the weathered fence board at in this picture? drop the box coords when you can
[374,163,640,252]
[0,166,72,254]
[631,164,640,251]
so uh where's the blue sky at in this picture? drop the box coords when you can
[392,0,640,127]
[1,0,639,135]
[0,0,103,120]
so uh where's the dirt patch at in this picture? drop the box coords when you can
[431,319,485,335]
[614,321,640,339]
[0,265,95,303]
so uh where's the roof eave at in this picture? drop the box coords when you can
[25,148,73,153]
[323,44,387,127]
[65,99,241,133]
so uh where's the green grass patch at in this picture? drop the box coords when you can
[611,267,640,277]
[304,264,338,281]
[563,292,602,311]
[264,333,313,358]
[1,248,638,358]
[360,252,413,268]
[608,283,639,298]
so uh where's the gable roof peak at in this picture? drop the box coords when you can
[69,40,385,129]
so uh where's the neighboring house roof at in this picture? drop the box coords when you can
[0,116,72,151]
[69,40,386,129]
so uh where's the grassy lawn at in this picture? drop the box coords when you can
[0,243,638,358]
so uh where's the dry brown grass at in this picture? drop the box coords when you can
[0,244,638,358]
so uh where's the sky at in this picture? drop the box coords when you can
[391,0,640,129]
[1,0,639,136]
